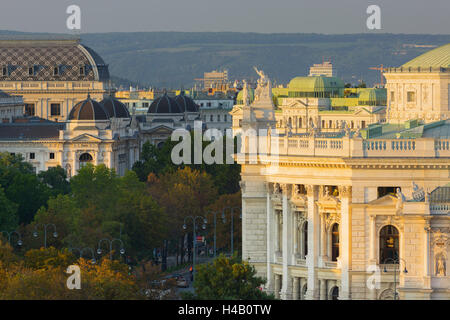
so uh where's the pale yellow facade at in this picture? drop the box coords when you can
[232,46,450,300]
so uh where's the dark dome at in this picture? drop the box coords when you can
[147,93,182,114]
[100,96,131,118]
[174,91,199,112]
[68,96,109,121]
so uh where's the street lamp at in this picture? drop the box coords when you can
[183,215,207,281]
[69,246,96,264]
[33,223,57,248]
[1,230,23,247]
[97,238,125,260]
[206,210,220,258]
[222,207,242,256]
[383,257,408,300]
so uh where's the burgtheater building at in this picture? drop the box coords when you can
[232,45,450,300]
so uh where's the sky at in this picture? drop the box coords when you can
[0,0,449,34]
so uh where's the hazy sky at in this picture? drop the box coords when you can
[1,0,449,34]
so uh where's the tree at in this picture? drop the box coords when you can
[0,185,18,231]
[38,166,71,196]
[0,153,51,224]
[190,254,274,300]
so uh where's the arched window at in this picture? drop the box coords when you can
[288,117,292,127]
[379,225,399,264]
[331,223,339,261]
[330,286,339,300]
[79,153,93,168]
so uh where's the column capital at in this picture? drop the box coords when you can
[306,184,316,196]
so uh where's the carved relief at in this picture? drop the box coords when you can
[431,229,449,277]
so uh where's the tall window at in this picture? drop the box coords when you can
[50,103,61,116]
[2,66,7,76]
[276,210,283,253]
[25,104,35,116]
[302,221,308,259]
[407,91,416,103]
[331,223,339,261]
[390,91,395,102]
[379,225,399,264]
[298,117,302,128]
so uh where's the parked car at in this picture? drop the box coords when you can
[174,274,188,288]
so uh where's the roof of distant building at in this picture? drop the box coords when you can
[0,122,63,140]
[174,91,199,112]
[100,96,130,118]
[402,43,450,68]
[69,95,110,121]
[147,93,182,114]
[0,39,109,81]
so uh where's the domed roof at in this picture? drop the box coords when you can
[174,91,199,112]
[358,88,387,106]
[147,93,182,114]
[288,76,344,92]
[68,95,109,121]
[100,96,130,118]
[402,43,450,68]
[236,88,255,104]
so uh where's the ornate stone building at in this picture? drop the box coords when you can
[0,38,111,121]
[232,46,450,300]
[0,95,139,177]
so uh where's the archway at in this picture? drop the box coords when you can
[379,225,399,264]
[79,152,93,168]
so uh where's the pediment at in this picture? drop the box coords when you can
[354,108,371,115]
[368,194,399,206]
[229,106,243,115]
[70,133,102,142]
[143,125,174,135]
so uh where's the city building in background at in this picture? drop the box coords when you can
[309,61,336,77]
[0,38,111,121]
[0,90,24,123]
[232,44,450,300]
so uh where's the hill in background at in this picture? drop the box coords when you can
[2,31,450,88]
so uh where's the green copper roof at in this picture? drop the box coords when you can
[402,43,450,68]
[236,88,255,104]
[288,76,344,92]
[358,88,387,106]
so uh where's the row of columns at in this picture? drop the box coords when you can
[273,274,338,300]
[266,183,352,300]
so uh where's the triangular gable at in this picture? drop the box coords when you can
[143,125,174,135]
[69,133,102,142]
[368,194,399,206]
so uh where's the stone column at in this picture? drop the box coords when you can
[338,185,352,300]
[423,222,431,289]
[320,279,327,300]
[280,184,293,300]
[265,184,274,295]
[305,184,319,300]
[274,274,281,299]
[293,277,300,300]
[320,213,328,266]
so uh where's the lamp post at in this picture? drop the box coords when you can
[207,210,220,258]
[33,223,57,248]
[97,238,125,260]
[69,246,96,264]
[222,207,242,256]
[183,215,207,281]
[0,230,23,247]
[383,257,408,300]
